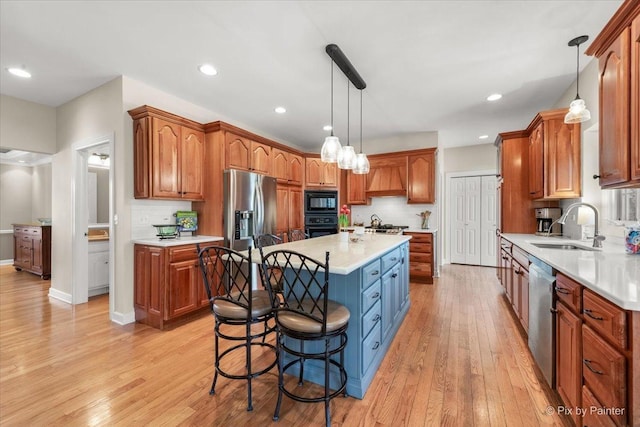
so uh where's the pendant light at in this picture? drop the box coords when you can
[338,81,356,169]
[321,60,342,163]
[564,35,591,124]
[353,89,370,174]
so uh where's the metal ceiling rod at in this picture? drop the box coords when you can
[325,44,366,90]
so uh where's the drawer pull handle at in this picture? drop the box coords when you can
[371,292,380,299]
[583,309,604,321]
[390,257,397,261]
[583,359,604,375]
[550,308,558,314]
[373,314,381,323]
[372,342,380,350]
[391,273,398,278]
[371,270,379,276]
[555,287,571,295]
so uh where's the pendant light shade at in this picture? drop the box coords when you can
[564,35,591,124]
[352,89,369,174]
[321,60,341,163]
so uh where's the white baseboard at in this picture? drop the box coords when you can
[48,287,72,304]
[111,310,135,325]
[0,259,14,266]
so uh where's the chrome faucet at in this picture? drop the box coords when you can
[558,202,606,248]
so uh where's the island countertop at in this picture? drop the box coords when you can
[251,233,411,275]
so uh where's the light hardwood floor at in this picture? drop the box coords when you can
[0,264,570,426]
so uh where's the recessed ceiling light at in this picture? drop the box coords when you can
[7,67,31,78]
[479,135,489,140]
[274,107,286,114]
[323,125,332,131]
[198,64,217,76]
[487,93,502,101]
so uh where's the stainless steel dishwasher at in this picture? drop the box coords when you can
[527,255,556,387]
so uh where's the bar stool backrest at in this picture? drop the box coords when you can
[288,229,308,242]
[260,249,330,334]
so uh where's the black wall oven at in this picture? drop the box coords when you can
[304,190,338,214]
[304,190,338,237]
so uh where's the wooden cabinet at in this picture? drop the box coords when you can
[88,241,109,296]
[13,224,51,279]
[225,132,271,175]
[496,132,537,234]
[134,241,216,329]
[366,155,407,196]
[275,185,303,236]
[555,301,582,427]
[404,232,433,284]
[407,149,436,203]
[272,148,303,186]
[586,0,640,188]
[305,156,338,187]
[129,106,205,200]
[527,110,581,200]
[346,172,368,205]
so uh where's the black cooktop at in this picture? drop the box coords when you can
[365,224,409,230]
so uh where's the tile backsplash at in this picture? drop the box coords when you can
[130,200,191,239]
[350,196,438,230]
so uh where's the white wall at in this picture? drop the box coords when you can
[363,131,438,155]
[0,95,56,153]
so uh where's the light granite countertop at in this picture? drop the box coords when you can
[250,233,411,275]
[132,235,224,247]
[404,228,438,234]
[501,233,640,311]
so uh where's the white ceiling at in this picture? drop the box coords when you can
[0,1,621,151]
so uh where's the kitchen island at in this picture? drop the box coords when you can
[253,233,411,399]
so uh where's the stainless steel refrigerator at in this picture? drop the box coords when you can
[224,169,277,251]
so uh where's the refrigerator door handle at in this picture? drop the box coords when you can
[255,179,264,238]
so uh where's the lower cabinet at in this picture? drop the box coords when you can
[13,224,51,279]
[88,241,109,296]
[555,301,582,427]
[511,260,529,332]
[134,242,215,329]
[405,231,434,284]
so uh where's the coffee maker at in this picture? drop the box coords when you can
[535,208,562,236]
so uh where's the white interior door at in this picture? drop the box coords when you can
[450,177,467,264]
[480,175,497,267]
[465,177,481,265]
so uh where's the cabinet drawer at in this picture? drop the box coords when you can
[361,322,382,375]
[410,252,431,264]
[500,238,512,252]
[406,233,432,244]
[362,300,381,338]
[581,386,617,427]
[410,263,432,276]
[582,325,626,426]
[168,245,200,263]
[409,242,431,253]
[362,280,381,315]
[555,273,582,314]
[583,289,627,350]
[512,245,529,270]
[362,260,381,289]
[381,248,401,273]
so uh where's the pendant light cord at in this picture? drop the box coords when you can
[575,43,580,100]
[330,60,335,136]
[347,81,350,147]
[359,90,363,153]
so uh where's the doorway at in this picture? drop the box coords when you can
[71,134,114,318]
[449,173,497,267]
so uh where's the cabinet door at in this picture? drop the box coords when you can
[391,264,402,323]
[632,15,640,182]
[276,186,289,234]
[134,245,164,322]
[88,251,109,290]
[347,172,367,205]
[598,27,630,187]
[288,153,304,186]
[31,237,43,274]
[288,187,304,231]
[545,119,581,198]
[133,118,150,198]
[407,152,435,203]
[322,162,338,187]
[528,123,544,199]
[225,133,251,171]
[167,259,200,319]
[272,148,289,183]
[306,157,323,186]
[381,272,393,341]
[519,267,529,332]
[511,262,520,313]
[180,127,204,200]
[250,141,271,175]
[151,118,181,198]
[556,301,582,427]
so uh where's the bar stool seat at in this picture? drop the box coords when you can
[278,300,350,334]
[213,289,273,319]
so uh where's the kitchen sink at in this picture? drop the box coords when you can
[530,242,597,251]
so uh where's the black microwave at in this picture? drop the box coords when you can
[304,190,338,214]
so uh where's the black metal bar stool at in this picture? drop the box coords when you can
[259,249,349,427]
[287,228,309,242]
[197,245,277,411]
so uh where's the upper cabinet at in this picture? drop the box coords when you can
[586,0,640,188]
[346,172,368,205]
[129,106,204,201]
[407,149,436,204]
[527,109,581,200]
[225,132,271,175]
[367,155,407,196]
[272,148,303,186]
[306,156,338,187]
